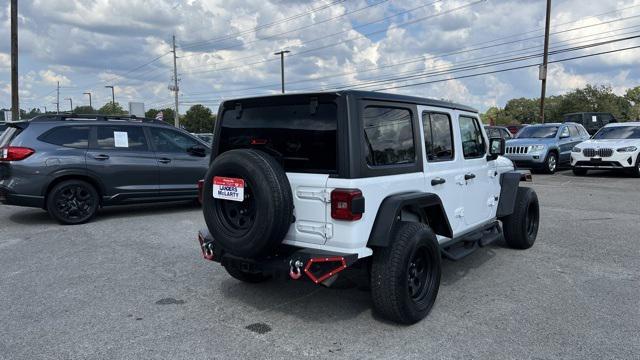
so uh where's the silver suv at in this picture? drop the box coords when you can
[0,114,210,224]
[504,122,590,174]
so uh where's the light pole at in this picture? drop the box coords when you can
[539,0,552,123]
[65,98,73,112]
[105,85,115,105]
[274,50,290,94]
[83,92,92,108]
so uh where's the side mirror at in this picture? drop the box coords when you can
[188,145,207,157]
[488,137,505,160]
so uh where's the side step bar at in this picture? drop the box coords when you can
[440,221,503,261]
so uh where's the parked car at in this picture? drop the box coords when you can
[193,133,214,144]
[504,122,590,173]
[571,122,640,177]
[484,125,513,140]
[0,114,211,224]
[506,124,528,135]
[197,90,539,325]
[563,112,616,135]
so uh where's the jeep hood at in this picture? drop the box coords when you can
[506,138,557,146]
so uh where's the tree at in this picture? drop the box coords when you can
[73,106,95,114]
[481,107,511,125]
[625,86,640,120]
[504,98,539,124]
[181,104,215,133]
[98,102,126,115]
[145,108,175,125]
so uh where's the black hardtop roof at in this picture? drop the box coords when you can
[220,90,478,113]
[564,112,614,116]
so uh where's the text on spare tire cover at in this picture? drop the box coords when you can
[213,176,245,202]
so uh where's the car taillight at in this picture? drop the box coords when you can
[331,188,364,221]
[0,147,35,161]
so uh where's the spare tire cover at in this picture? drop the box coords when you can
[203,149,293,258]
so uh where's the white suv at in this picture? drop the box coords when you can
[197,91,539,324]
[571,122,640,177]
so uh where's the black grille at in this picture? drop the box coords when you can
[506,146,529,154]
[582,148,613,157]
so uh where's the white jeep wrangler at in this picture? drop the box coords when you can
[197,90,539,324]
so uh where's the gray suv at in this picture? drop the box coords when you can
[504,122,590,174]
[0,114,210,224]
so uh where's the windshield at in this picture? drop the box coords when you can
[593,126,640,139]
[516,126,558,139]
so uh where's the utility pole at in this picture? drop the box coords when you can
[84,92,92,108]
[65,98,73,112]
[539,0,552,124]
[56,81,60,114]
[105,85,115,105]
[10,0,19,121]
[274,50,290,94]
[171,34,180,128]
[43,106,47,113]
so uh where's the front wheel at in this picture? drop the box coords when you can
[627,155,640,178]
[500,187,539,249]
[543,152,558,174]
[46,180,99,225]
[371,222,441,324]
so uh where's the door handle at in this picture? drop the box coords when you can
[93,154,110,160]
[431,177,446,186]
[158,158,172,164]
[464,173,476,181]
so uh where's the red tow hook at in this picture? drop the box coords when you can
[197,233,215,261]
[289,260,303,280]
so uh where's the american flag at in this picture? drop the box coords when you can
[155,111,164,121]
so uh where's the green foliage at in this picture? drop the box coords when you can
[98,102,126,115]
[73,106,95,114]
[181,105,216,133]
[145,108,176,125]
[624,86,640,120]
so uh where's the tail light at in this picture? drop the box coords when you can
[0,147,35,161]
[331,188,364,221]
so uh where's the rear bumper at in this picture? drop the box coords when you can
[0,186,45,208]
[197,229,359,284]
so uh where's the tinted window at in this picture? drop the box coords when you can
[96,126,148,151]
[569,125,579,137]
[516,126,559,139]
[486,128,501,139]
[459,116,486,158]
[593,126,640,139]
[40,126,89,148]
[150,128,200,153]
[363,107,415,166]
[578,125,589,137]
[219,101,337,173]
[502,128,513,139]
[424,112,454,161]
[560,126,570,138]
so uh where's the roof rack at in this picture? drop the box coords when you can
[29,113,171,125]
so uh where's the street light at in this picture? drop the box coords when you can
[274,50,290,94]
[64,97,73,112]
[83,92,92,108]
[105,85,115,105]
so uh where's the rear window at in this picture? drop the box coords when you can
[219,101,337,173]
[39,126,90,148]
[0,126,20,147]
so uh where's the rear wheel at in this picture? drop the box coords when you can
[501,187,539,249]
[572,168,588,176]
[371,222,441,324]
[46,180,99,225]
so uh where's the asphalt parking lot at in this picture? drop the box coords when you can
[1,170,639,360]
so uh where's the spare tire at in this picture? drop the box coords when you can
[202,149,294,258]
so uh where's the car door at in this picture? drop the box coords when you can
[457,114,497,228]
[148,126,209,198]
[558,125,573,164]
[86,124,158,202]
[418,107,464,236]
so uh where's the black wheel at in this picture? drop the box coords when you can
[202,149,293,258]
[543,152,558,174]
[627,155,640,178]
[501,187,539,249]
[46,180,99,225]
[572,168,587,176]
[371,222,441,324]
[224,263,270,283]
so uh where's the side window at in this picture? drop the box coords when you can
[363,106,415,166]
[502,129,513,139]
[150,127,200,153]
[560,126,570,138]
[39,126,90,149]
[486,128,500,139]
[423,112,454,162]
[459,116,486,159]
[579,126,590,137]
[569,125,579,137]
[96,126,148,151]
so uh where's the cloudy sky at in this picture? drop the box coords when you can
[1,0,640,114]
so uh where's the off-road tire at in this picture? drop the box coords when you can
[627,155,640,178]
[224,263,271,283]
[46,179,99,225]
[203,149,293,258]
[371,222,441,324]
[543,152,558,174]
[501,187,539,249]
[572,168,587,176]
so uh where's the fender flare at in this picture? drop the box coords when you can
[367,192,453,247]
[496,170,530,217]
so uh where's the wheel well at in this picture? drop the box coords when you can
[548,149,559,157]
[44,175,103,208]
